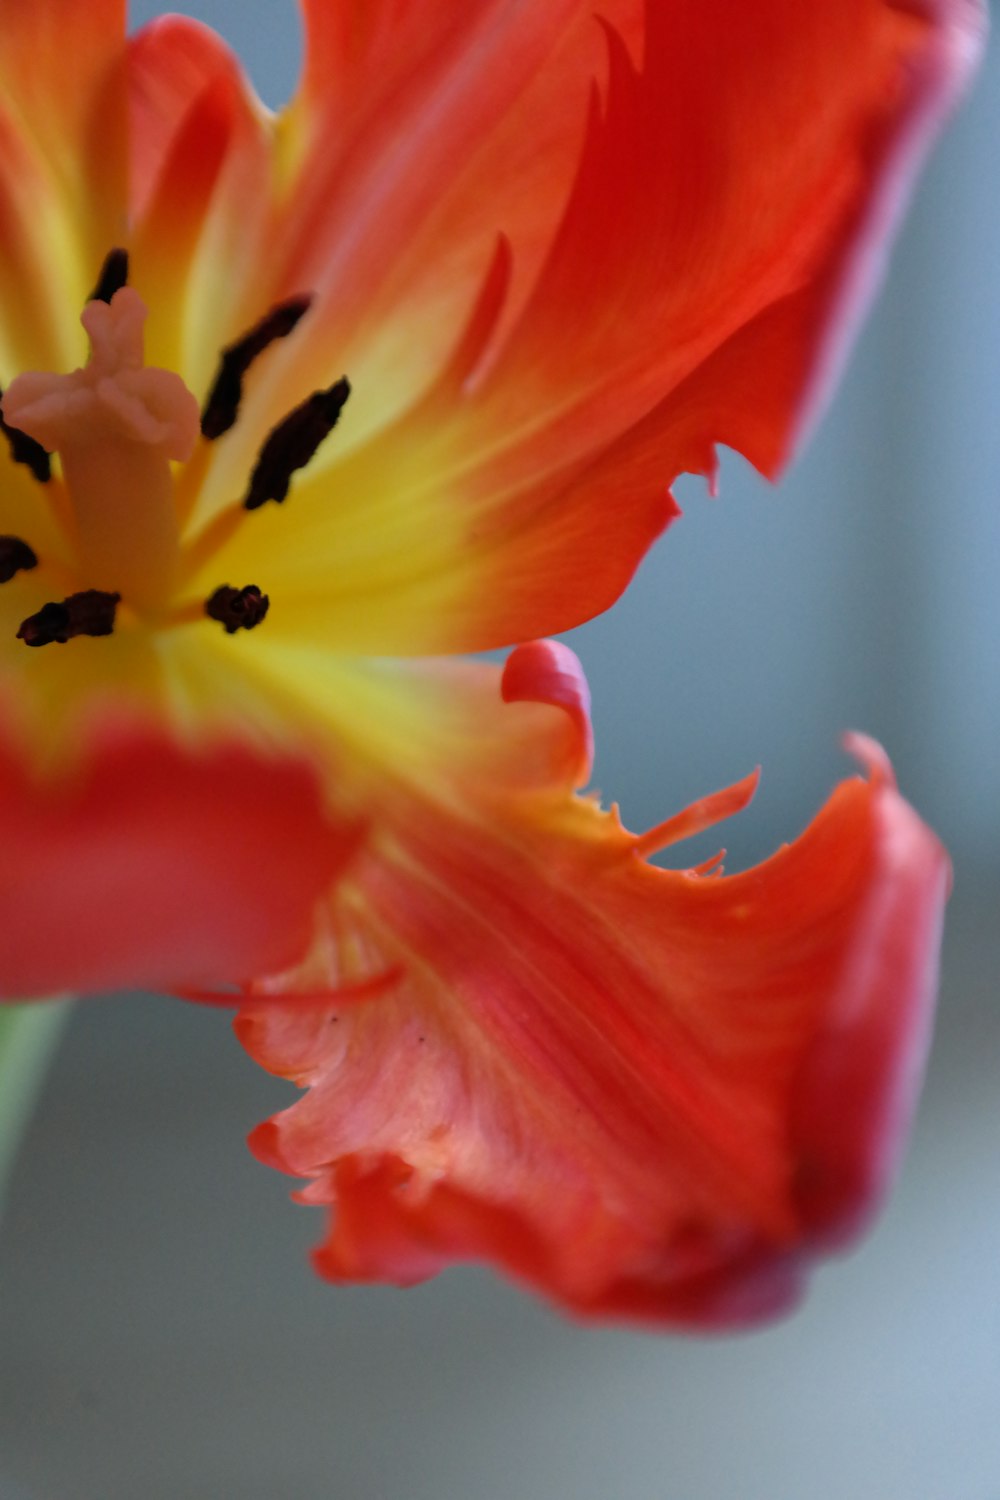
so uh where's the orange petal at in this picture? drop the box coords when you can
[212,0,981,656]
[480,0,983,451]
[0,0,126,235]
[422,0,985,644]
[0,719,360,1000]
[0,0,127,371]
[127,17,273,392]
[276,0,643,373]
[237,649,949,1328]
[178,0,648,549]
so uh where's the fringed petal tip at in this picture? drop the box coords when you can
[238,652,950,1330]
[295,1155,814,1331]
[634,766,761,861]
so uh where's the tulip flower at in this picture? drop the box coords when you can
[0,0,981,1325]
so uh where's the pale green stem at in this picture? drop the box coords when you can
[0,1000,71,1219]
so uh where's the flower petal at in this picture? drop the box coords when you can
[236,648,948,1328]
[127,17,273,394]
[423,0,985,645]
[201,0,982,655]
[177,0,646,543]
[0,0,127,372]
[271,0,642,407]
[0,719,360,1000]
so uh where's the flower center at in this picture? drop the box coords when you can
[0,250,351,644]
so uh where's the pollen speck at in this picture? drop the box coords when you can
[17,589,120,647]
[201,295,313,441]
[205,584,270,634]
[0,395,50,482]
[243,377,350,510]
[0,535,38,583]
[89,247,130,306]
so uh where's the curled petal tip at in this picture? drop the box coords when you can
[843,729,897,790]
[501,640,594,787]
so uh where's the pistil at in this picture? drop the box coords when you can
[0,286,200,616]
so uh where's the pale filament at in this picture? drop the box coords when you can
[1,288,200,615]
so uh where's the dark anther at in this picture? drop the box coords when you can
[243,377,351,511]
[201,295,314,441]
[90,248,129,305]
[17,589,120,647]
[205,584,270,634]
[0,535,38,583]
[0,394,50,482]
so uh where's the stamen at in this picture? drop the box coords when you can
[89,248,129,305]
[0,535,38,583]
[205,584,270,634]
[201,296,314,441]
[243,377,351,510]
[17,589,120,647]
[0,394,50,482]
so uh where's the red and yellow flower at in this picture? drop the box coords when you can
[0,0,982,1325]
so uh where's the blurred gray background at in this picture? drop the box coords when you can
[2,4,999,1498]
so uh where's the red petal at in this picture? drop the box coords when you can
[788,732,949,1250]
[0,722,359,1000]
[128,16,245,222]
[237,653,948,1328]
